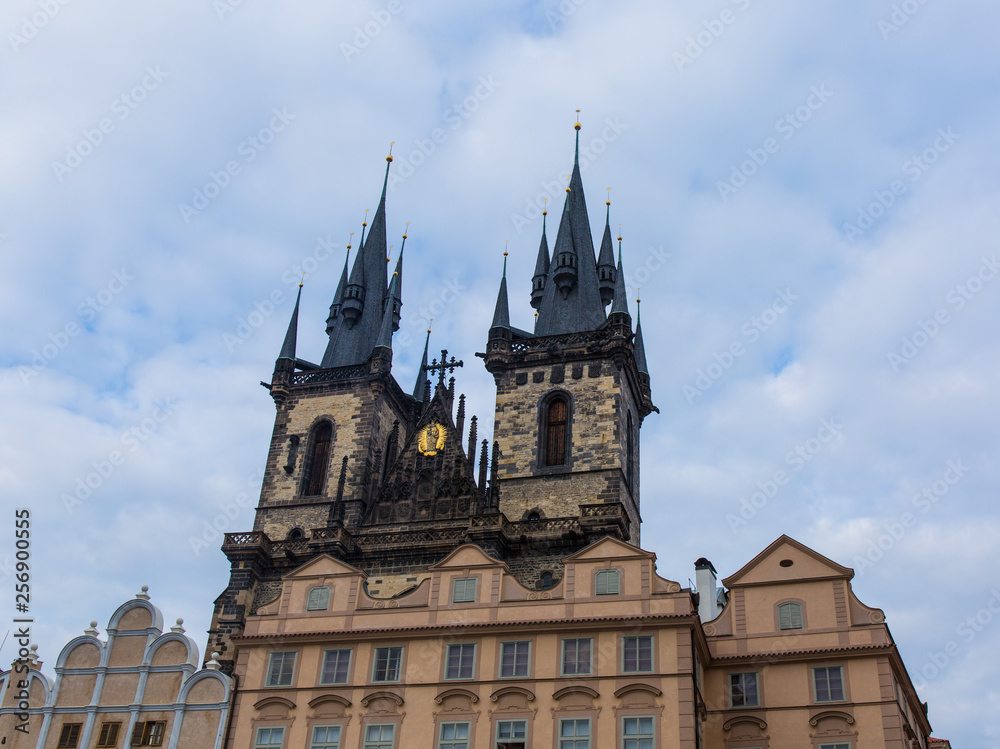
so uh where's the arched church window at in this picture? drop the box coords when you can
[303,422,332,497]
[544,396,569,466]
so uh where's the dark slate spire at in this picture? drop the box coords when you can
[390,226,407,332]
[413,327,430,401]
[534,119,606,336]
[326,243,351,335]
[597,195,617,308]
[609,241,630,317]
[634,299,649,376]
[491,251,511,330]
[321,152,395,368]
[374,271,397,353]
[530,205,550,309]
[279,282,303,361]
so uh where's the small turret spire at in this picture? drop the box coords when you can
[530,202,550,309]
[375,271,397,352]
[491,246,511,330]
[597,189,616,307]
[279,279,304,361]
[413,323,431,401]
[634,296,649,376]
[609,236,630,317]
[390,224,407,332]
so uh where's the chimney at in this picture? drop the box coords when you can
[695,558,719,622]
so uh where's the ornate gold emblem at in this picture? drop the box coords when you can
[417,422,447,456]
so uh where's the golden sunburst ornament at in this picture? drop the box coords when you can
[417,422,447,456]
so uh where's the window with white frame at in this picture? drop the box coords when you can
[438,722,470,749]
[595,569,620,595]
[777,601,803,630]
[372,646,403,682]
[310,726,341,749]
[729,671,759,707]
[495,719,526,749]
[499,641,530,678]
[452,577,477,603]
[814,666,845,702]
[266,651,297,687]
[254,727,285,749]
[307,586,331,611]
[445,643,476,679]
[561,638,592,676]
[622,635,653,673]
[363,724,395,749]
[559,718,591,749]
[320,648,351,685]
[622,716,654,749]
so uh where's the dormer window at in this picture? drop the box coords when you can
[778,601,804,630]
[595,569,620,595]
[306,586,330,611]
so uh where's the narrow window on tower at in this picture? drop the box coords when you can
[626,412,634,489]
[544,396,569,466]
[303,422,332,497]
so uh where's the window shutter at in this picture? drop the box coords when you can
[131,722,145,746]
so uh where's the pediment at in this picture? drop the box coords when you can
[430,543,506,570]
[722,535,853,588]
[285,554,363,579]
[563,535,651,562]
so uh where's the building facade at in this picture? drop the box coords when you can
[0,591,231,749]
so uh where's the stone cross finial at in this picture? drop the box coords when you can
[424,349,464,388]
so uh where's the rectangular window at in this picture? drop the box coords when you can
[595,569,620,595]
[561,638,592,676]
[57,724,82,748]
[496,720,526,748]
[622,716,655,749]
[778,601,804,630]
[372,646,403,682]
[499,641,530,678]
[445,643,476,680]
[814,666,845,702]
[311,725,341,749]
[266,651,297,687]
[438,722,470,749]
[452,577,477,603]
[559,718,591,749]
[131,722,166,747]
[97,722,121,747]
[307,586,331,611]
[622,635,653,673]
[729,672,759,707]
[363,724,395,749]
[254,727,285,749]
[818,745,851,749]
[321,649,352,685]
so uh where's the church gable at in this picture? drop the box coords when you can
[365,382,481,526]
[563,535,651,562]
[429,544,506,571]
[284,554,363,580]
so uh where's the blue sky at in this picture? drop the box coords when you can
[2,0,999,744]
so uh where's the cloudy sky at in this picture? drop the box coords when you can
[2,0,998,743]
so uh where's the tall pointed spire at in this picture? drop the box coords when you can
[413,325,431,401]
[279,281,303,361]
[609,235,630,317]
[491,247,511,330]
[634,297,649,376]
[597,191,616,307]
[530,204,550,310]
[533,117,607,336]
[326,242,351,335]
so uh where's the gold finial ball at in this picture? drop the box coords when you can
[565,187,571,193]
[386,154,393,163]
[542,210,547,216]
[574,122,581,131]
[298,282,303,288]
[606,200,611,206]
[617,236,622,242]
[402,233,407,239]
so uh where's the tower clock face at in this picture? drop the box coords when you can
[418,422,447,456]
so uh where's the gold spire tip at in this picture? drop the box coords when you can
[574,109,581,130]
[387,141,394,162]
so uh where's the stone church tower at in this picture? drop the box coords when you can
[207,125,655,673]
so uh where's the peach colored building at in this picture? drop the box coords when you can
[222,535,937,749]
[0,590,231,749]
